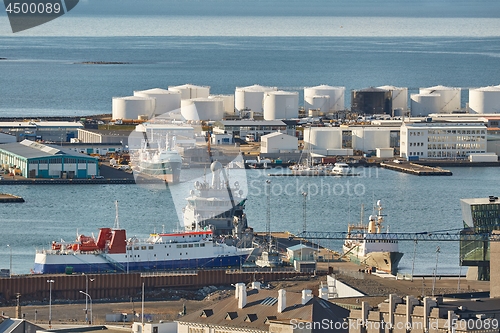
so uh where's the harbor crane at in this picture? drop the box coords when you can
[291,230,500,242]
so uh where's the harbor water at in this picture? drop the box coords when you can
[1,166,499,275]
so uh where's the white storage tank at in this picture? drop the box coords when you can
[235,84,277,112]
[419,85,461,113]
[468,86,500,114]
[181,97,224,121]
[410,93,441,117]
[263,91,299,120]
[112,96,155,120]
[304,127,342,151]
[304,85,345,111]
[307,95,330,113]
[168,84,210,100]
[133,88,181,116]
[377,85,408,112]
[209,94,235,114]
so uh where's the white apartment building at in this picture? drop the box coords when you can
[400,122,487,159]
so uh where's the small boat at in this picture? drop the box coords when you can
[330,162,359,176]
[342,200,403,275]
[255,249,282,268]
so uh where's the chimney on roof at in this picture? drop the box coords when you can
[251,281,261,290]
[235,282,244,299]
[318,286,328,300]
[277,289,286,313]
[238,284,247,309]
[302,289,313,305]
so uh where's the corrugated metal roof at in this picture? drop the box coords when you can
[0,140,97,160]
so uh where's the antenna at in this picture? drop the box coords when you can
[114,200,120,229]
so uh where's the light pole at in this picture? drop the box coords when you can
[7,245,12,277]
[47,280,54,328]
[82,274,95,323]
[432,246,440,296]
[79,291,92,325]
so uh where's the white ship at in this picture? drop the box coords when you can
[342,200,403,275]
[34,228,253,274]
[330,162,359,176]
[133,135,182,183]
[182,161,253,247]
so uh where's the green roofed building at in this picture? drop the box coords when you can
[459,196,500,281]
[0,139,99,179]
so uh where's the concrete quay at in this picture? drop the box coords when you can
[0,193,24,202]
[381,161,453,176]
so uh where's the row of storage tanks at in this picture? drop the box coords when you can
[112,84,500,121]
[112,84,347,121]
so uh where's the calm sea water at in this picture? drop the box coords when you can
[1,5,500,275]
[2,167,500,275]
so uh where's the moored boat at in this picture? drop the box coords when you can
[342,200,403,275]
[330,162,359,176]
[34,228,254,274]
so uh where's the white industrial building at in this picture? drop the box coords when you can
[181,97,224,121]
[209,94,235,114]
[304,85,345,112]
[351,127,391,152]
[133,88,181,116]
[411,85,461,116]
[234,84,277,113]
[400,122,488,159]
[378,85,408,115]
[260,132,298,154]
[304,126,395,156]
[263,91,299,120]
[0,139,99,178]
[112,96,156,120]
[213,120,295,140]
[468,85,500,114]
[168,84,210,100]
[0,121,83,142]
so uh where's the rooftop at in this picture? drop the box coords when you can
[177,289,348,332]
[0,140,97,160]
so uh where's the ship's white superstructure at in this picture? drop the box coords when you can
[342,201,403,275]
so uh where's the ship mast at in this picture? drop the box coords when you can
[114,200,120,229]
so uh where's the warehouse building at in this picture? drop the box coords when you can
[0,140,99,178]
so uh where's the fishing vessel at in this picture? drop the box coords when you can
[342,200,403,275]
[330,162,359,176]
[132,135,182,183]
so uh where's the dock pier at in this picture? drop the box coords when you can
[0,193,25,203]
[381,161,452,176]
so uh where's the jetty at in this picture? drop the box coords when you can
[381,161,452,176]
[0,193,24,203]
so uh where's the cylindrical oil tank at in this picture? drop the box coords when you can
[235,84,277,112]
[168,84,210,100]
[263,91,299,120]
[112,96,155,120]
[306,95,330,113]
[304,85,345,111]
[419,85,461,113]
[351,87,392,115]
[133,88,181,116]
[469,86,500,114]
[209,94,235,114]
[410,93,441,117]
[305,127,341,150]
[377,85,408,112]
[181,98,224,121]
